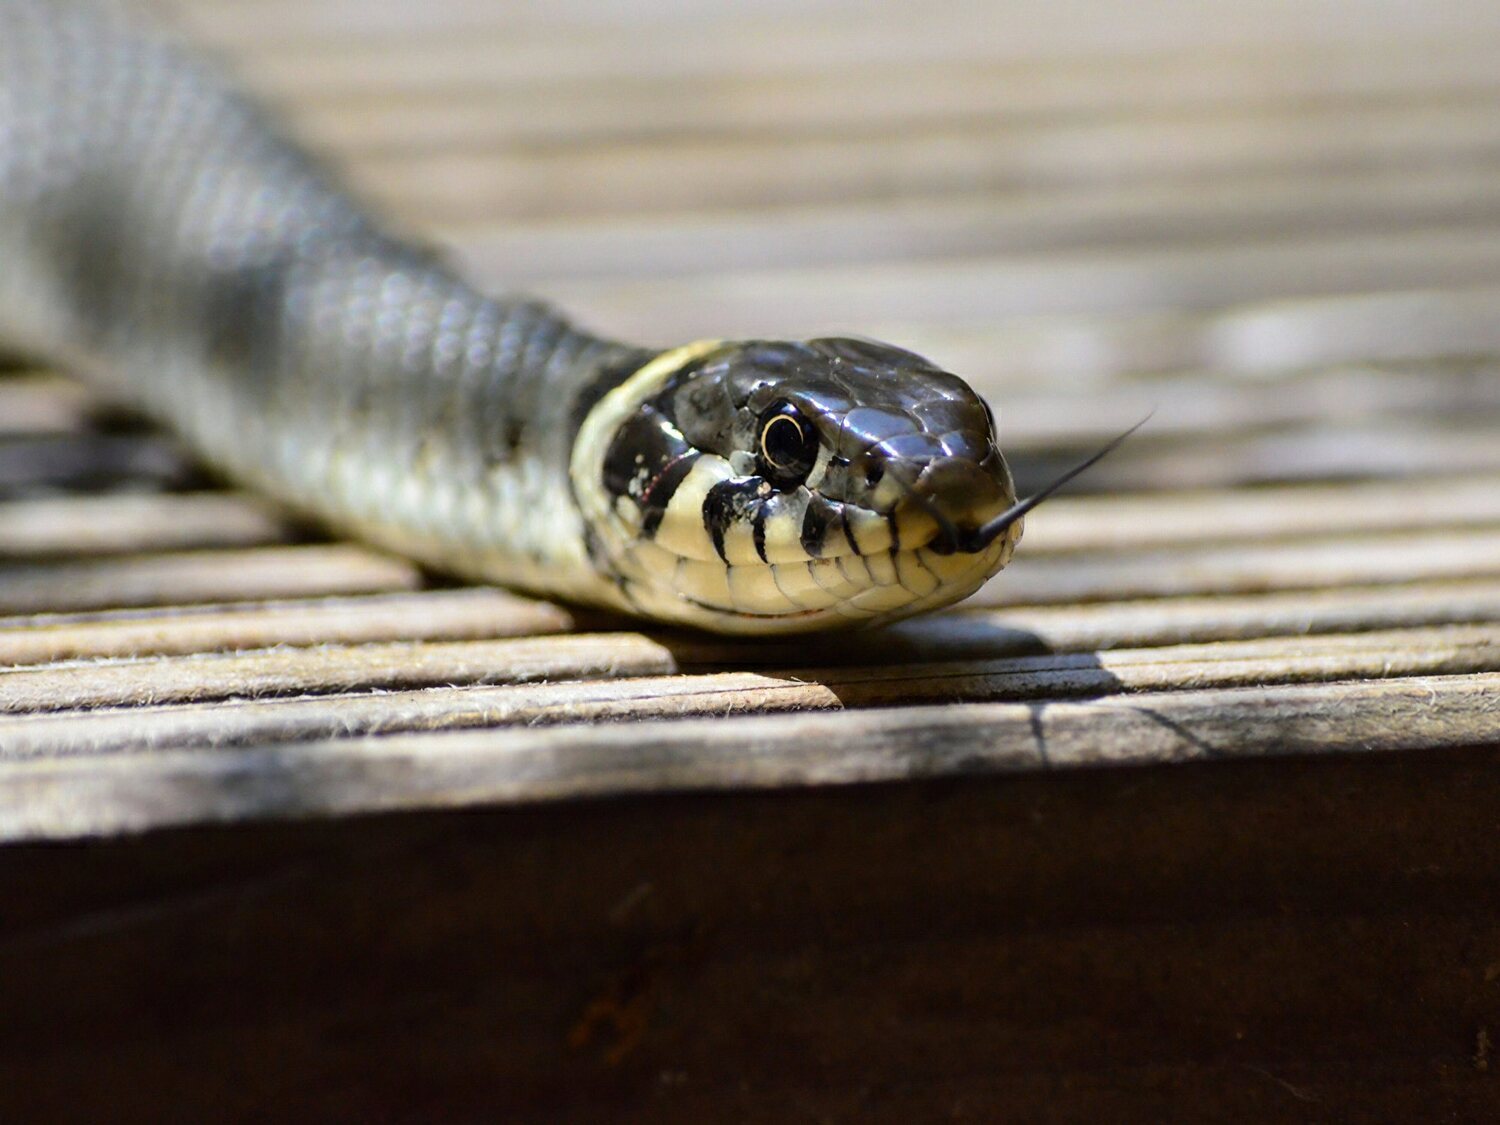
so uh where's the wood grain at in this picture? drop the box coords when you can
[0,587,577,666]
[0,546,421,616]
[0,493,293,559]
[5,672,1499,840]
[3,624,1497,757]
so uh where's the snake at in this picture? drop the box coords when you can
[0,1,1128,635]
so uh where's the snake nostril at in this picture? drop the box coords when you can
[864,462,885,489]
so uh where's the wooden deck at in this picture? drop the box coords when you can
[3,1,1500,1120]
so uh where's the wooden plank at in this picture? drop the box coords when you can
[983,526,1500,605]
[4,624,1498,754]
[0,434,197,496]
[280,49,1500,151]
[859,284,1500,385]
[0,632,683,713]
[442,166,1500,283]
[0,375,93,436]
[0,546,422,616]
[1017,474,1500,553]
[0,588,577,666]
[990,361,1500,446]
[193,6,1500,82]
[5,573,1499,671]
[534,226,1500,342]
[2,672,1497,840]
[350,103,1500,223]
[1006,419,1500,494]
[938,577,1500,652]
[0,493,293,559]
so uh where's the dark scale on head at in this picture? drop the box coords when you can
[702,478,766,562]
[799,493,843,558]
[601,403,700,536]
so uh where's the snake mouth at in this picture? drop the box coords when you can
[641,531,1019,633]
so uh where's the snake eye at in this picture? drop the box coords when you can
[756,400,819,486]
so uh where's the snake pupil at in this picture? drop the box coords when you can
[757,401,818,486]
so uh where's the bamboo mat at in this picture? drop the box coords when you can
[4,0,1500,841]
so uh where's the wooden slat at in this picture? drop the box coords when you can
[442,167,1500,283]
[0,375,93,436]
[5,574,1499,673]
[279,48,1500,150]
[0,434,197,495]
[0,493,293,559]
[931,578,1500,653]
[0,632,682,713]
[984,527,1500,605]
[534,225,1500,342]
[0,546,421,617]
[0,588,577,666]
[1017,475,1500,553]
[1008,420,1500,494]
[193,8,1500,83]
[3,624,1497,754]
[350,103,1500,223]
[3,672,1497,840]
[993,361,1500,444]
[860,284,1500,385]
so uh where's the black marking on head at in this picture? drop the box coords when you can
[640,453,701,538]
[752,504,769,562]
[703,478,765,563]
[602,403,703,539]
[838,505,857,556]
[800,494,841,558]
[602,405,691,503]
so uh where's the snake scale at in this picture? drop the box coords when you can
[0,1,1124,634]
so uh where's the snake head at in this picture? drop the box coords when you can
[572,337,1021,634]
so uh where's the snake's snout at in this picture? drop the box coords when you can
[901,453,1017,554]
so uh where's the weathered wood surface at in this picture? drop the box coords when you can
[0,0,1496,840]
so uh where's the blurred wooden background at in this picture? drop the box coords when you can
[3,0,1500,1120]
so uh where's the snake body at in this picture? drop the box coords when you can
[0,1,1022,633]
